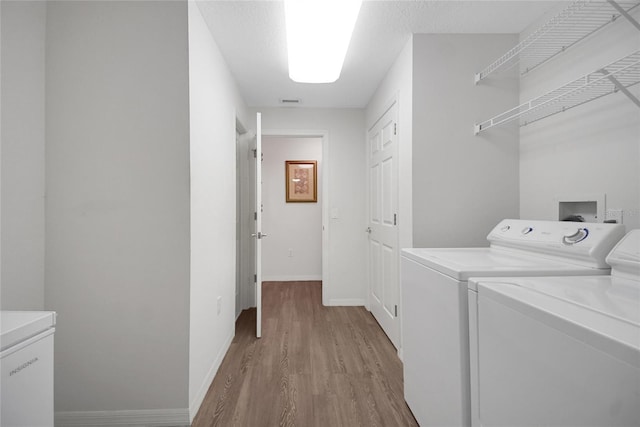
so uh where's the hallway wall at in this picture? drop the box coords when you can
[188,0,250,420]
[0,0,46,310]
[45,1,191,422]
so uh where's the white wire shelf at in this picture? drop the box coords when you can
[475,0,640,83]
[475,50,640,135]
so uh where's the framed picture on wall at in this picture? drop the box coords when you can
[285,160,317,203]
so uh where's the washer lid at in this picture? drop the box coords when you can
[401,247,608,281]
[1,311,56,351]
[477,276,640,368]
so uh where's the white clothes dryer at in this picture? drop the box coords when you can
[468,229,640,427]
[400,219,625,427]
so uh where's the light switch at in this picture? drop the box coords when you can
[331,208,339,219]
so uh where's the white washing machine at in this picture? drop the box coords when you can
[1,311,56,427]
[468,230,640,427]
[400,219,625,427]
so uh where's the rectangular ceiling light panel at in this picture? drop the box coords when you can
[285,0,362,83]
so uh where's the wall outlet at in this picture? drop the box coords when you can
[288,248,293,257]
[605,209,623,224]
[217,296,222,315]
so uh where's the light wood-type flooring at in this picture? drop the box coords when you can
[192,281,418,427]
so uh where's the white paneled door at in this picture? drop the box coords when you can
[254,112,264,338]
[367,103,400,349]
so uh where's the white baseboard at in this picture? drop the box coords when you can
[262,275,322,282]
[325,298,366,306]
[189,328,234,423]
[55,408,189,427]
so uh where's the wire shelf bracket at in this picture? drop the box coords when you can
[474,0,640,84]
[607,0,640,30]
[474,51,640,135]
[601,69,640,107]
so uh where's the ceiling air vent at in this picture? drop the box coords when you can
[279,98,302,105]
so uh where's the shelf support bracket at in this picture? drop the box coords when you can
[607,0,640,32]
[599,69,640,109]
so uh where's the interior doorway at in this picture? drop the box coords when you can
[262,136,323,283]
[236,128,330,316]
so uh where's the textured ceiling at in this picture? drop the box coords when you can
[197,1,566,108]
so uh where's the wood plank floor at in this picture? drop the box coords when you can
[192,281,418,427]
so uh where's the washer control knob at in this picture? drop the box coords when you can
[521,227,533,235]
[501,225,511,232]
[563,228,589,245]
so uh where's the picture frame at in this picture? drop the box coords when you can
[285,160,317,203]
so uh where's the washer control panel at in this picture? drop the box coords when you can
[488,219,625,268]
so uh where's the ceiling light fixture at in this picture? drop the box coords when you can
[284,0,362,84]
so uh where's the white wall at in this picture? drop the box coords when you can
[188,1,250,420]
[411,34,521,248]
[366,36,413,252]
[0,1,46,310]
[262,136,322,281]
[255,108,366,305]
[519,6,640,230]
[45,1,191,423]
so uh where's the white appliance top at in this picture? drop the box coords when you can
[1,311,56,351]
[473,274,639,369]
[402,247,615,281]
[401,219,626,280]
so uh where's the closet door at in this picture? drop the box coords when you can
[367,102,400,349]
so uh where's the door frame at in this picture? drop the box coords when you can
[261,128,330,305]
